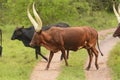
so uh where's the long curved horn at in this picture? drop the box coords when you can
[118,3,120,15]
[113,4,120,23]
[33,2,42,27]
[32,2,42,31]
[27,4,40,32]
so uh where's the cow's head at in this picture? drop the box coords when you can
[113,3,120,37]
[11,26,24,40]
[113,23,120,37]
[27,3,43,47]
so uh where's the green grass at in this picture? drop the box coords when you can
[57,49,87,80]
[0,25,48,80]
[108,42,120,80]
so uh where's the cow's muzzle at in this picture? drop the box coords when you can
[113,34,117,37]
[113,33,120,38]
[11,36,16,40]
[29,42,34,47]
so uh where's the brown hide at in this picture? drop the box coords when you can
[62,27,97,50]
[113,23,120,37]
[30,26,101,70]
[31,27,98,52]
[30,26,97,51]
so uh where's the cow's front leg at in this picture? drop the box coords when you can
[45,51,54,70]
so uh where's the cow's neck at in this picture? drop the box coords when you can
[41,32,51,43]
[40,32,58,52]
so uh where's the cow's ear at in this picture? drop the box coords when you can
[37,30,42,34]
[21,26,24,28]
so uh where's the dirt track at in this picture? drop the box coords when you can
[30,52,62,80]
[30,28,119,80]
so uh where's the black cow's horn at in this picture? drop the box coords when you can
[33,2,42,30]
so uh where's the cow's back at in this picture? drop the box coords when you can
[62,27,92,49]
[44,26,97,51]
[22,26,35,40]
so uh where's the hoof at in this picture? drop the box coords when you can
[95,64,99,70]
[45,68,49,70]
[85,67,90,71]
[60,57,63,61]
[45,58,48,62]
[96,67,99,70]
[65,63,69,66]
[45,66,49,70]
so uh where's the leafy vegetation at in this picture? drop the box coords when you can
[108,42,120,80]
[0,0,119,28]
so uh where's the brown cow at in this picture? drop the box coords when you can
[27,3,103,70]
[113,3,120,37]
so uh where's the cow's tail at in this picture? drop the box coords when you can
[97,36,103,56]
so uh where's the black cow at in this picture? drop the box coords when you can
[11,23,69,61]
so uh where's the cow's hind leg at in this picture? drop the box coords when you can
[60,53,64,61]
[86,49,93,70]
[60,50,69,61]
[35,51,39,59]
[46,51,54,70]
[61,49,68,66]
[91,47,99,70]
[66,50,69,59]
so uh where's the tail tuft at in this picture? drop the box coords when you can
[101,52,104,56]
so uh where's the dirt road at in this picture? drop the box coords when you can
[30,28,119,80]
[30,52,62,80]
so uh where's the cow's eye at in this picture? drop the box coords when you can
[16,31,22,35]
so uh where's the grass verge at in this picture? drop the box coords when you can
[108,41,120,80]
[0,25,48,80]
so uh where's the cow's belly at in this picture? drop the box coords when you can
[64,41,87,51]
